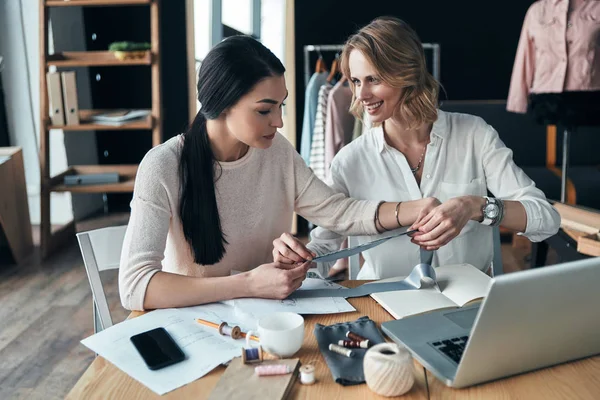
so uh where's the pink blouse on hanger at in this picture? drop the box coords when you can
[507,0,600,113]
[324,81,354,180]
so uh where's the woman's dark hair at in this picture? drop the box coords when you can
[179,36,285,265]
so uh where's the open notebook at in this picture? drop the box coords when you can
[370,264,491,319]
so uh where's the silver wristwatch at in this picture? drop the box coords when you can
[481,196,503,226]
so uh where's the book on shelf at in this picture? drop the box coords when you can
[370,263,491,320]
[88,109,150,126]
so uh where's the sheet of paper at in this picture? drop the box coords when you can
[435,264,491,306]
[371,287,459,319]
[177,302,257,346]
[230,278,355,319]
[369,264,490,319]
[299,277,347,291]
[81,308,241,395]
[178,302,256,330]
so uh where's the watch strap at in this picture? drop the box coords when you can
[481,196,495,226]
[491,198,505,227]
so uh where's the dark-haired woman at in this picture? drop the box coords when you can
[119,36,407,311]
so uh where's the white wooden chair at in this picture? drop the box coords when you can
[76,225,127,333]
[347,226,503,279]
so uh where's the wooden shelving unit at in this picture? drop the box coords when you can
[49,109,153,131]
[47,51,152,67]
[50,165,138,193]
[39,0,161,258]
[46,0,151,6]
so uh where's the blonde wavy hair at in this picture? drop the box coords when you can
[340,17,439,130]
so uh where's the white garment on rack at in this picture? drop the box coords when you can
[301,72,329,164]
[309,83,333,180]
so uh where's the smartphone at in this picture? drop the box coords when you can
[130,327,185,370]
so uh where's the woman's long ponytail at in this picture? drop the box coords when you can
[179,112,227,265]
[178,36,285,265]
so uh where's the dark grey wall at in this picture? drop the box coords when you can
[294,1,535,143]
[75,3,190,212]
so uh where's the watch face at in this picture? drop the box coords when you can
[484,203,499,219]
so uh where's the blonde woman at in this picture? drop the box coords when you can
[273,17,560,279]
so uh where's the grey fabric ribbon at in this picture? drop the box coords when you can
[311,229,417,263]
[420,247,434,266]
[290,262,439,299]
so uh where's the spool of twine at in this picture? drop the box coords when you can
[363,343,415,397]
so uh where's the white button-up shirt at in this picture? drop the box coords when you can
[307,110,561,279]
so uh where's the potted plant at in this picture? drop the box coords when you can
[108,41,151,61]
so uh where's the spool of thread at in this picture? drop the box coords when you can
[299,364,316,385]
[218,322,242,339]
[338,339,369,349]
[363,343,415,397]
[255,364,291,376]
[346,331,369,343]
[328,343,355,358]
[242,346,263,364]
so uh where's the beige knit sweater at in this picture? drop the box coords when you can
[119,133,378,310]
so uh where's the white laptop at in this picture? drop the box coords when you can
[381,257,600,388]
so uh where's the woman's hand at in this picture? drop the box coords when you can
[410,196,481,250]
[273,233,316,264]
[247,261,312,299]
[410,197,442,226]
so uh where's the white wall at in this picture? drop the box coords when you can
[191,0,287,116]
[0,1,102,225]
[261,0,285,66]
[223,0,253,35]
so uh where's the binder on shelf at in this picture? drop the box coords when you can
[46,72,65,126]
[64,173,119,186]
[61,71,80,125]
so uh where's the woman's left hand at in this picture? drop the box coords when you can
[272,232,317,264]
[410,196,481,250]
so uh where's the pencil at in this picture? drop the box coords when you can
[195,318,220,330]
[195,318,259,342]
[240,331,260,342]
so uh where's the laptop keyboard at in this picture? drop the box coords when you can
[430,336,469,364]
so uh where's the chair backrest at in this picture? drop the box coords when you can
[76,225,127,333]
[347,226,503,279]
[439,100,547,167]
[348,236,361,280]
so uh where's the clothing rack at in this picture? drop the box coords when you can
[303,45,344,87]
[303,43,441,86]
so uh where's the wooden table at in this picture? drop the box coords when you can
[531,203,600,267]
[67,282,600,399]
